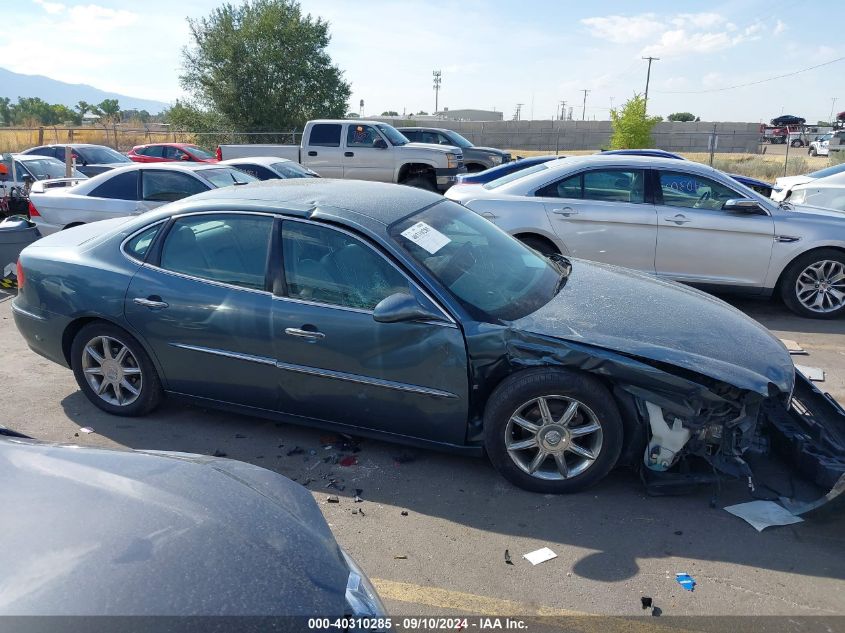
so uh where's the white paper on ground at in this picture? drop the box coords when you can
[523,547,557,565]
[723,500,804,532]
[794,364,825,382]
[400,222,451,254]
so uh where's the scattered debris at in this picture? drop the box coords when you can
[675,572,696,592]
[393,450,417,464]
[352,508,365,516]
[212,449,227,457]
[780,339,807,355]
[523,547,557,566]
[326,495,339,504]
[339,455,358,467]
[234,433,246,439]
[400,510,409,516]
[673,530,683,536]
[652,607,662,617]
[504,550,513,565]
[79,427,95,434]
[354,495,363,503]
[724,500,804,532]
[794,364,825,382]
[309,449,317,456]
[324,455,339,465]
[286,447,304,456]
[326,480,345,491]
[394,555,407,560]
[640,597,652,610]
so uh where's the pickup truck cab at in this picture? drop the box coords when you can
[809,133,832,157]
[218,120,466,191]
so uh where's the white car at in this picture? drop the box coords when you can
[808,133,832,157]
[1,153,87,197]
[771,162,845,201]
[218,156,319,180]
[788,171,845,211]
[446,154,845,318]
[27,163,257,235]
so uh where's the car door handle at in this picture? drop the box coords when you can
[133,297,169,309]
[344,151,354,157]
[307,151,318,157]
[552,207,578,216]
[664,214,691,224]
[284,327,325,341]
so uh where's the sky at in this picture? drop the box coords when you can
[5,0,844,122]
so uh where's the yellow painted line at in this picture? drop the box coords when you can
[373,578,701,633]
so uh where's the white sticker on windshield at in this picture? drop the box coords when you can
[400,221,451,254]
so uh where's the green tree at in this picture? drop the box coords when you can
[416,110,428,115]
[381,110,399,116]
[0,97,10,126]
[180,0,351,131]
[345,112,359,119]
[97,99,121,122]
[164,100,229,132]
[609,94,662,149]
[667,112,696,122]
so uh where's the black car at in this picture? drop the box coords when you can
[0,428,385,620]
[21,143,133,177]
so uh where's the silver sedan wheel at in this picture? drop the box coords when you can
[505,395,603,481]
[81,336,143,407]
[795,260,845,314]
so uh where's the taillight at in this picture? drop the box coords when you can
[16,260,24,289]
[216,146,222,161]
[28,201,40,217]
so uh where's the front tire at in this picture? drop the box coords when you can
[483,369,623,493]
[402,175,437,191]
[780,249,845,319]
[71,322,164,416]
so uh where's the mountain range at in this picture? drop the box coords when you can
[0,67,169,113]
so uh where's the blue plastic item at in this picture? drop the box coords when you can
[675,572,696,591]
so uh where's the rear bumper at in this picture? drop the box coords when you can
[11,300,70,368]
[434,166,468,191]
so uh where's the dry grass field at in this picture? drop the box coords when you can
[0,127,190,154]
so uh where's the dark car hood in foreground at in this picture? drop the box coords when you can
[0,438,347,615]
[513,260,795,396]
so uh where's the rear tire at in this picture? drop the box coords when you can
[484,368,623,493]
[518,235,560,257]
[71,322,164,416]
[402,175,437,192]
[780,249,845,319]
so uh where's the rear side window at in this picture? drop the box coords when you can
[536,174,582,198]
[583,169,645,203]
[401,130,420,141]
[125,224,161,261]
[90,171,140,200]
[160,214,274,290]
[309,124,342,147]
[142,171,208,202]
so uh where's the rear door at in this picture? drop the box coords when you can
[539,167,658,272]
[342,124,395,182]
[301,123,343,177]
[270,219,469,444]
[654,169,774,287]
[124,212,278,409]
[139,169,210,210]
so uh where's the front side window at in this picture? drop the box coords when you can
[346,125,382,148]
[163,146,186,160]
[185,145,215,160]
[282,222,411,310]
[78,147,132,164]
[309,123,342,147]
[18,158,84,180]
[374,124,409,146]
[160,214,273,290]
[658,171,740,210]
[142,171,208,201]
[400,130,420,142]
[389,200,563,321]
[90,170,140,200]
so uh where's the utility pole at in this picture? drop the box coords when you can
[830,97,838,125]
[581,89,590,121]
[609,96,614,112]
[558,100,566,121]
[514,103,523,121]
[432,70,442,113]
[642,56,660,114]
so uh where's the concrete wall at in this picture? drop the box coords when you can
[371,118,761,153]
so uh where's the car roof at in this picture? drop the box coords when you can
[11,153,62,162]
[400,127,451,132]
[172,178,442,226]
[132,142,198,149]
[219,156,293,167]
[103,162,229,175]
[27,143,112,149]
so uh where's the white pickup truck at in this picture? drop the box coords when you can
[217,119,466,191]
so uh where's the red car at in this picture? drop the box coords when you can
[127,143,218,163]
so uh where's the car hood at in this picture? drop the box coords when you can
[775,175,814,188]
[0,438,348,615]
[512,260,794,396]
[787,203,845,218]
[405,142,459,155]
[467,146,508,156]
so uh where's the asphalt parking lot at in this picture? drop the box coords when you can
[1,288,843,622]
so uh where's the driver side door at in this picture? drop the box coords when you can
[654,169,774,288]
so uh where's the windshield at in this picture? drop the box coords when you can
[446,131,473,148]
[271,162,317,178]
[18,157,85,180]
[185,145,215,160]
[389,200,564,321]
[808,163,845,179]
[78,147,132,164]
[484,163,551,189]
[375,124,409,146]
[198,167,259,187]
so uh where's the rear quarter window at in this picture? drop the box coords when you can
[124,223,162,261]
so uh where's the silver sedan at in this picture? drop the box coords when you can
[446,155,845,319]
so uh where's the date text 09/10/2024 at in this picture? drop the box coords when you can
[307,617,529,630]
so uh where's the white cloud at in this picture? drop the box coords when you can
[580,14,665,44]
[671,13,724,29]
[774,20,787,36]
[32,0,65,14]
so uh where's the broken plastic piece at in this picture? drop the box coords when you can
[640,596,652,610]
[779,339,807,355]
[723,500,804,532]
[79,427,94,434]
[794,364,825,382]
[523,547,557,565]
[644,402,690,471]
[504,550,513,565]
[354,495,363,503]
[675,572,695,591]
[326,495,339,503]
[394,555,407,560]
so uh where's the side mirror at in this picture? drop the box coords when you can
[373,292,445,324]
[723,198,763,213]
[373,138,388,149]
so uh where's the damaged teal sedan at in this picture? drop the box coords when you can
[13,179,817,494]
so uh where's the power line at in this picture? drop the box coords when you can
[654,55,845,94]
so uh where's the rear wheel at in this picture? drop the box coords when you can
[518,235,560,257]
[780,249,845,319]
[484,369,623,493]
[791,139,803,147]
[71,322,163,416]
[402,175,437,191]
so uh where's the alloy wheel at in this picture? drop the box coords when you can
[505,395,603,481]
[795,260,845,314]
[81,336,143,406]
